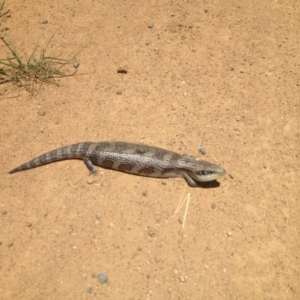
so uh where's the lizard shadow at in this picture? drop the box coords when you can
[189,180,221,188]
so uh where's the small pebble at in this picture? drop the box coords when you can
[205,245,211,251]
[98,273,108,284]
[1,210,7,215]
[116,89,122,95]
[148,22,154,28]
[38,111,46,116]
[227,231,233,237]
[73,62,80,69]
[179,273,187,282]
[25,221,32,227]
[7,241,14,247]
[86,287,93,294]
[147,227,156,237]
[41,19,48,24]
[198,147,206,155]
[180,139,187,146]
[87,177,96,184]
[117,66,128,74]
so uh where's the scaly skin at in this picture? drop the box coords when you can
[9,141,226,187]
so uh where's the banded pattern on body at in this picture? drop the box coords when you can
[9,141,226,187]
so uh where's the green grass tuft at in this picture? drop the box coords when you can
[0,31,85,95]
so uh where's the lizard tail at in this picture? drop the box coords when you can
[8,142,92,174]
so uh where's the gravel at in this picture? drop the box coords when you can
[198,147,206,155]
[98,273,108,284]
[73,62,80,69]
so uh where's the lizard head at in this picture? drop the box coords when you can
[178,155,226,184]
[191,161,226,182]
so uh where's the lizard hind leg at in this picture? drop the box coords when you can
[83,157,98,175]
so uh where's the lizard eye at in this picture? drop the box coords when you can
[197,170,212,176]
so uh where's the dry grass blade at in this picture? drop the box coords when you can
[0,0,10,18]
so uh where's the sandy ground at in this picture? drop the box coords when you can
[0,1,299,299]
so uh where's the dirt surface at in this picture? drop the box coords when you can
[0,1,299,299]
